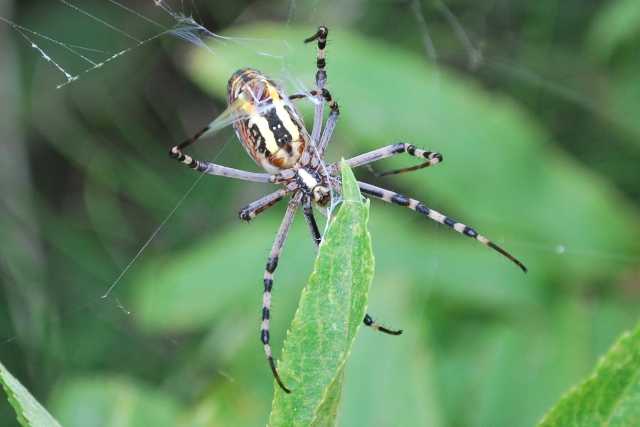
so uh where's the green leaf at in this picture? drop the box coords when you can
[269,160,373,426]
[0,360,62,427]
[538,322,640,426]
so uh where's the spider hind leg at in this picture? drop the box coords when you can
[364,314,403,335]
[357,181,527,273]
[260,193,303,394]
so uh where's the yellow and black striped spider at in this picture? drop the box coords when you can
[170,27,527,394]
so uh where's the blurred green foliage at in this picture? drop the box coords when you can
[1,0,640,426]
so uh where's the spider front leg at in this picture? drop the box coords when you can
[169,135,274,183]
[238,184,295,221]
[261,192,302,394]
[304,26,329,143]
[357,181,528,272]
[303,196,403,336]
[289,88,340,156]
[336,142,443,177]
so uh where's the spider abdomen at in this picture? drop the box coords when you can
[227,68,308,174]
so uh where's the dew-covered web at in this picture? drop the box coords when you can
[2,0,640,422]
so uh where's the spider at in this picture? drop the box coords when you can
[170,26,527,394]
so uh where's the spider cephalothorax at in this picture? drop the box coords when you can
[228,68,337,212]
[170,26,526,394]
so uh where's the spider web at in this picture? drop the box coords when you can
[0,0,343,394]
[1,1,308,88]
[2,0,640,425]
[3,0,342,283]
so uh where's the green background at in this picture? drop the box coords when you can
[1,0,639,425]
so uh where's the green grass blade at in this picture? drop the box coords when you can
[539,321,640,426]
[269,160,373,426]
[0,360,62,427]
